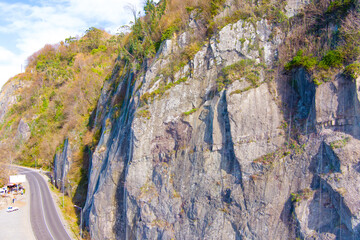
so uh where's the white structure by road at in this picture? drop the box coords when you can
[10,175,26,184]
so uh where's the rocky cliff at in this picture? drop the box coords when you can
[81,1,360,239]
[0,0,359,239]
[53,139,72,191]
[0,75,29,123]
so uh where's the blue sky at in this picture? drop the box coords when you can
[0,0,146,88]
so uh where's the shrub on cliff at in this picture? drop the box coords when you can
[283,0,360,85]
[344,62,360,79]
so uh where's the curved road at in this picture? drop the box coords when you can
[16,167,72,240]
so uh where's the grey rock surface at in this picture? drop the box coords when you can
[0,78,29,123]
[315,75,360,138]
[53,139,72,192]
[285,0,310,17]
[294,130,360,239]
[16,118,31,142]
[82,7,360,240]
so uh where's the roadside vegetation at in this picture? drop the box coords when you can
[48,183,82,239]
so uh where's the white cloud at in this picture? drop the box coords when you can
[0,47,16,63]
[0,46,26,87]
[0,0,146,88]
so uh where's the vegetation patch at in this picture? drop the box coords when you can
[137,109,151,120]
[0,27,120,221]
[140,77,188,105]
[344,62,360,79]
[182,108,197,116]
[217,59,266,91]
[253,147,290,166]
[230,86,253,95]
[282,0,360,85]
[288,140,306,155]
[330,136,350,149]
[291,188,313,203]
[138,181,158,202]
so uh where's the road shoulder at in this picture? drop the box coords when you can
[39,171,77,240]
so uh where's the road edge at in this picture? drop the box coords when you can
[24,180,37,240]
[39,171,78,240]
[14,166,77,240]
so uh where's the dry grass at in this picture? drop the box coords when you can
[49,183,82,239]
[0,28,117,169]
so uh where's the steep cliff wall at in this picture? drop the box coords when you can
[0,0,357,239]
[80,0,360,239]
[53,139,72,191]
[79,2,360,238]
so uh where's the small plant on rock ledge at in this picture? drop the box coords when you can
[291,188,313,203]
[182,108,197,116]
[253,147,289,166]
[330,136,350,149]
[216,59,266,92]
[344,62,360,80]
[137,109,151,120]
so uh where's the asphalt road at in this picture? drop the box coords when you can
[17,167,72,240]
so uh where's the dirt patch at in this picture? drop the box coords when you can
[0,193,27,210]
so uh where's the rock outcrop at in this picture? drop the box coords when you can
[0,77,29,123]
[80,4,360,237]
[5,1,360,239]
[294,130,360,239]
[16,118,31,142]
[0,0,337,239]
[53,139,72,191]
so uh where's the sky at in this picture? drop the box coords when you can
[0,0,147,89]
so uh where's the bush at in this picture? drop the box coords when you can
[318,50,344,69]
[326,0,356,15]
[344,62,360,79]
[291,188,313,203]
[161,25,179,42]
[313,78,322,86]
[91,45,107,55]
[182,42,202,60]
[285,50,317,71]
[210,0,226,17]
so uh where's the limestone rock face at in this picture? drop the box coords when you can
[0,78,29,123]
[315,76,360,138]
[294,130,360,239]
[53,139,72,191]
[285,0,311,17]
[82,9,360,240]
[16,118,31,142]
